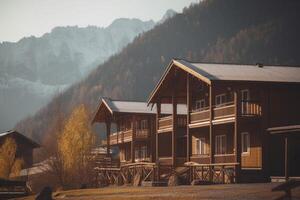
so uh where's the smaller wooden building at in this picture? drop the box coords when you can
[0,130,40,170]
[92,98,186,166]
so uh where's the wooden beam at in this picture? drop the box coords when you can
[131,115,136,163]
[172,94,177,166]
[105,120,111,156]
[156,101,161,163]
[209,84,214,164]
[285,136,289,181]
[234,89,241,182]
[186,72,191,162]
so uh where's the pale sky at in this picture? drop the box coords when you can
[0,0,199,42]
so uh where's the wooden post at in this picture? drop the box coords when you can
[186,73,191,162]
[261,87,270,181]
[156,101,161,181]
[209,84,214,182]
[131,115,136,163]
[106,120,111,157]
[156,101,161,163]
[234,89,241,183]
[172,94,177,167]
[285,136,289,181]
[209,85,214,164]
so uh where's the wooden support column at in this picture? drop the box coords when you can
[172,94,177,167]
[131,115,136,163]
[261,86,270,180]
[156,101,161,181]
[186,73,191,162]
[105,120,111,157]
[156,101,161,163]
[285,136,289,181]
[234,89,241,182]
[209,84,214,164]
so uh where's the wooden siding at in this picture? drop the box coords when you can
[240,120,262,169]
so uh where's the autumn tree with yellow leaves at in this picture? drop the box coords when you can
[56,104,96,188]
[0,137,24,179]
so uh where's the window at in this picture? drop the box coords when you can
[241,90,250,101]
[140,119,148,130]
[215,135,227,154]
[215,94,227,107]
[241,90,250,114]
[135,148,140,159]
[241,132,250,154]
[195,138,206,155]
[195,99,206,111]
[141,146,147,159]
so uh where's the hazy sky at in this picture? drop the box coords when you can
[0,0,199,42]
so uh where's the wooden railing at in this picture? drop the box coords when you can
[158,115,187,131]
[214,154,235,163]
[158,116,173,129]
[110,133,118,145]
[135,129,149,139]
[213,101,235,119]
[123,129,133,142]
[241,100,261,116]
[190,107,210,123]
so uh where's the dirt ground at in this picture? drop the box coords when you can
[18,183,300,200]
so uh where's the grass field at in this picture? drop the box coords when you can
[18,183,300,200]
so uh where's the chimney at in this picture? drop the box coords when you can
[256,63,263,68]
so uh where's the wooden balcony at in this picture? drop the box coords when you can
[135,129,150,139]
[158,115,187,132]
[123,129,133,142]
[190,107,210,124]
[213,102,235,119]
[241,100,261,116]
[214,154,235,163]
[110,133,118,145]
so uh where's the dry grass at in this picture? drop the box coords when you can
[17,183,300,200]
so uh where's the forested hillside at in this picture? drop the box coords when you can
[16,0,300,145]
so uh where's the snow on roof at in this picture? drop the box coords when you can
[176,59,300,83]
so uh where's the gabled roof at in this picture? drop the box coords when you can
[92,97,187,123]
[178,60,300,83]
[148,59,300,103]
[0,130,40,148]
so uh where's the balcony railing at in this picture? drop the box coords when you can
[213,101,235,119]
[158,115,187,131]
[123,129,133,142]
[190,107,210,123]
[110,132,118,145]
[135,129,150,139]
[241,100,261,116]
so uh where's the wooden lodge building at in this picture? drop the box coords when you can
[148,59,300,183]
[92,59,300,185]
[92,97,186,166]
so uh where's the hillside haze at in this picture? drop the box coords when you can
[0,18,158,131]
[15,0,300,143]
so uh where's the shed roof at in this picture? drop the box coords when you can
[0,130,40,148]
[92,97,187,123]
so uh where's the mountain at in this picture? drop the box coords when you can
[15,0,300,144]
[158,9,177,24]
[0,18,155,131]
